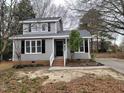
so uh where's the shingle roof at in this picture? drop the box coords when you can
[10,30,91,39]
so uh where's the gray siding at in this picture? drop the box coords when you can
[67,46,91,59]
[13,40,21,61]
[13,39,53,61]
[23,22,57,34]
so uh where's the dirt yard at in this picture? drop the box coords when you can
[0,67,124,93]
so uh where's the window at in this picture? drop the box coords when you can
[41,23,48,31]
[80,41,84,52]
[75,40,85,53]
[26,41,30,53]
[37,41,42,52]
[31,24,37,32]
[25,40,43,54]
[42,24,46,31]
[31,41,36,53]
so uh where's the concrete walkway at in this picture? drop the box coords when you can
[96,58,124,74]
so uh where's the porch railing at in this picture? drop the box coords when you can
[50,52,54,67]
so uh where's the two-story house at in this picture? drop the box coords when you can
[10,17,91,66]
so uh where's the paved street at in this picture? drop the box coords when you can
[96,58,124,74]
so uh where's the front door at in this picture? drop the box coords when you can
[56,40,63,56]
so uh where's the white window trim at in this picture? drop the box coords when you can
[30,23,48,32]
[25,40,42,54]
[41,23,48,32]
[75,40,85,53]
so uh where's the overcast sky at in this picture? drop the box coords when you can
[54,0,66,6]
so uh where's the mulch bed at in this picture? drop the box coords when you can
[41,75,124,93]
[67,60,104,67]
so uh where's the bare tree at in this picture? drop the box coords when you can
[0,0,19,61]
[98,0,124,35]
[67,0,124,35]
[32,0,71,29]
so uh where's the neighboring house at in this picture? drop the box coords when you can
[10,17,91,66]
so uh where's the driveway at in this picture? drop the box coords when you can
[96,58,124,74]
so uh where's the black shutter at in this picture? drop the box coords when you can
[42,40,45,53]
[29,24,31,32]
[21,40,25,54]
[85,39,88,53]
[48,23,51,32]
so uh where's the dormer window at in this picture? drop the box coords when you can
[42,23,48,31]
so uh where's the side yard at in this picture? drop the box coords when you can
[95,52,124,59]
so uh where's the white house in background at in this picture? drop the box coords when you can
[10,17,91,66]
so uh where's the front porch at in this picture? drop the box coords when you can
[50,38,67,67]
[50,38,91,67]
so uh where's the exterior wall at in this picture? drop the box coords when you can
[67,48,91,59]
[13,39,53,61]
[67,38,91,59]
[13,40,21,61]
[13,38,91,61]
[23,22,57,34]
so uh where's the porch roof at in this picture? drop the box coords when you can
[10,30,92,39]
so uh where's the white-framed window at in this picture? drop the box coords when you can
[25,40,42,54]
[31,23,37,32]
[41,23,48,31]
[26,41,30,53]
[75,40,85,53]
[31,41,36,53]
[37,40,42,53]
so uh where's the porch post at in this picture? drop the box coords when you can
[52,38,54,56]
[64,38,67,66]
[12,40,15,61]
[88,38,91,59]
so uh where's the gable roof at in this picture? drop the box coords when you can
[20,17,61,23]
[10,30,91,39]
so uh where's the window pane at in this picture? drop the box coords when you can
[37,41,42,52]
[42,24,46,31]
[26,41,30,46]
[32,47,35,53]
[32,41,35,46]
[80,41,84,52]
[37,41,41,46]
[26,47,30,53]
[26,41,30,53]
[37,47,41,52]
[31,41,36,53]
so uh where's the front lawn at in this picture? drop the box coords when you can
[0,67,124,93]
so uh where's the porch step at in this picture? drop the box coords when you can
[52,57,64,66]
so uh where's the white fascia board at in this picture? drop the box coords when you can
[82,37,92,39]
[10,35,69,40]
[9,35,92,40]
[19,20,60,23]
